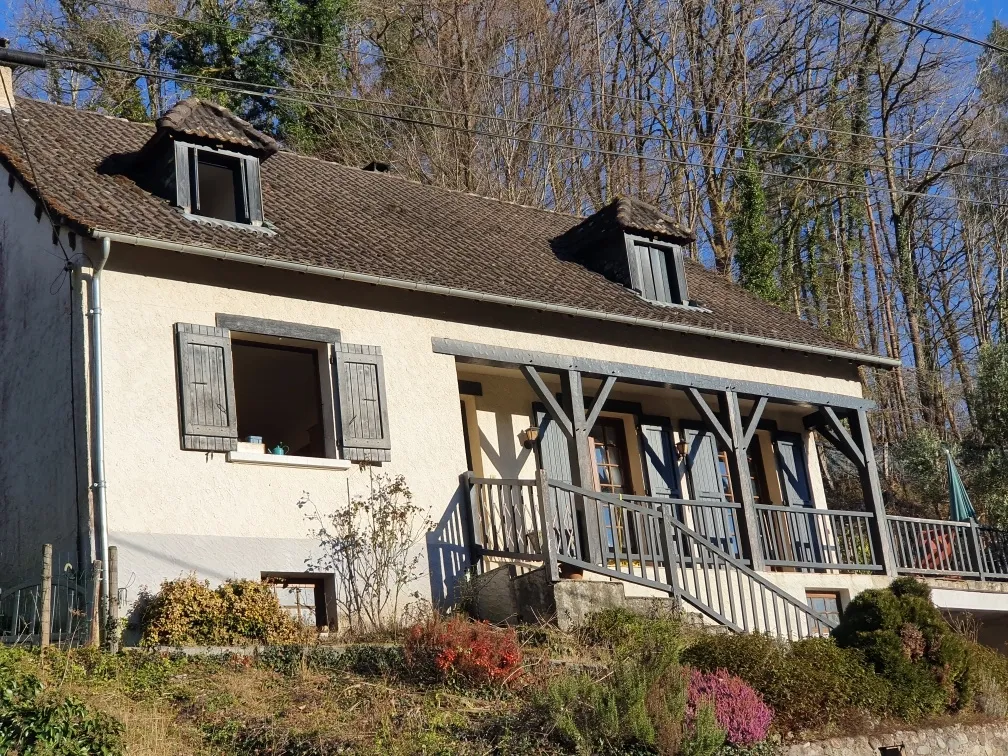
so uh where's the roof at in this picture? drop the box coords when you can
[154,98,280,157]
[0,97,893,367]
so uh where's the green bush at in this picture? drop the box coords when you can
[680,703,724,756]
[832,577,973,720]
[0,650,124,755]
[534,663,672,756]
[681,633,889,735]
[138,576,308,647]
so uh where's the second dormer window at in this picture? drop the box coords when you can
[174,141,263,226]
[625,235,689,306]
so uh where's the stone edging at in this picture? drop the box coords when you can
[784,721,1008,756]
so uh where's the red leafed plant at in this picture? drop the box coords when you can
[405,617,523,686]
[686,666,774,746]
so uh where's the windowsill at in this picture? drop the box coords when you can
[226,451,352,471]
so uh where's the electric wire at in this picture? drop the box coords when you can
[68,0,1008,164]
[44,54,1008,210]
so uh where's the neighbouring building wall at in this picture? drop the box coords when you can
[92,243,865,617]
[0,166,89,587]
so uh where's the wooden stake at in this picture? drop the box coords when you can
[39,544,52,649]
[88,560,102,648]
[107,546,119,652]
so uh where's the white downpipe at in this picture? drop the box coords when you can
[89,236,110,619]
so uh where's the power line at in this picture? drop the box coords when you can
[816,0,1008,54]
[43,54,1008,210]
[65,0,1008,164]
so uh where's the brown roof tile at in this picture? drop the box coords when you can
[0,97,886,364]
[155,98,280,157]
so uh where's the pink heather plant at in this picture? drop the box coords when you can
[686,666,774,746]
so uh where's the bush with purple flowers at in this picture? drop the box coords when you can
[686,667,774,747]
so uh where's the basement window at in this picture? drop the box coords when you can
[231,338,330,458]
[262,574,331,630]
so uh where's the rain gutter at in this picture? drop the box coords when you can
[90,230,902,369]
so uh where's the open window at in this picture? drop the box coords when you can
[174,317,392,462]
[232,339,328,457]
[262,573,334,631]
[174,141,263,226]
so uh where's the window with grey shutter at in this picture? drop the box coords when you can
[174,141,192,212]
[174,323,238,451]
[334,343,391,462]
[639,419,680,498]
[625,235,689,306]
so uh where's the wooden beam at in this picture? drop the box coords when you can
[741,397,767,451]
[723,390,766,572]
[520,365,573,440]
[851,408,897,577]
[433,337,875,410]
[686,387,733,450]
[822,407,866,472]
[561,370,602,563]
[584,375,617,430]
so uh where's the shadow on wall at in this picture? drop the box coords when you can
[426,478,472,611]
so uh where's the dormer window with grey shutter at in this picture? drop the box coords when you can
[137,98,278,230]
[625,235,689,306]
[554,196,700,310]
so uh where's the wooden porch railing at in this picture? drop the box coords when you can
[756,504,882,572]
[463,472,836,639]
[462,471,1008,636]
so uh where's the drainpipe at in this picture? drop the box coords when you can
[88,236,111,621]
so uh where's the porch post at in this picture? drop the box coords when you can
[850,409,898,577]
[722,391,766,572]
[561,369,603,564]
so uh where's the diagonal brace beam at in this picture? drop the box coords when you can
[521,365,573,440]
[584,376,617,430]
[741,396,767,451]
[686,387,732,450]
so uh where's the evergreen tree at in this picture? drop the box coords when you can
[731,152,782,304]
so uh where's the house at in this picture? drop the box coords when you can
[2,78,1008,644]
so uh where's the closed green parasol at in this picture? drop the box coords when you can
[946,448,977,522]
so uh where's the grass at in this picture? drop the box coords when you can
[0,642,550,756]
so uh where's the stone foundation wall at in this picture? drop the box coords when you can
[784,722,1008,756]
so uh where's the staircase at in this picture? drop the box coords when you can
[464,472,836,639]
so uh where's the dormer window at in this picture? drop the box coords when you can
[625,235,689,306]
[174,142,263,225]
[135,98,279,230]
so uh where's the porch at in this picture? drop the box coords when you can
[437,337,1008,639]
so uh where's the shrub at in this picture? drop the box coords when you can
[680,702,725,756]
[139,576,307,646]
[0,652,124,755]
[685,668,772,747]
[534,663,665,756]
[832,577,974,720]
[577,607,684,668]
[405,617,522,686]
[682,633,889,735]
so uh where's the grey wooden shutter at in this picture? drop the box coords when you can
[175,323,238,451]
[535,407,577,557]
[775,432,819,565]
[334,343,391,462]
[775,433,813,507]
[244,157,263,225]
[683,426,725,501]
[174,141,192,212]
[640,420,680,498]
[669,244,689,304]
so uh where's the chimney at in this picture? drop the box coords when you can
[0,40,13,114]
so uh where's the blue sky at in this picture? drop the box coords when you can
[0,2,1004,60]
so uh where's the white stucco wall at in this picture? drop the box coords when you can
[0,166,89,587]
[93,242,865,615]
